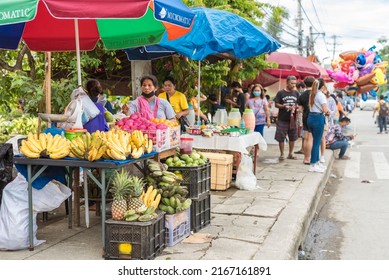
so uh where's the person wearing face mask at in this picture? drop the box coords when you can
[246,84,270,136]
[84,79,109,133]
[128,74,176,120]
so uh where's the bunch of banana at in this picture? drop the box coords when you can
[20,132,70,159]
[131,130,153,155]
[140,185,162,209]
[69,132,106,161]
[99,129,132,160]
[124,206,158,222]
[159,196,192,215]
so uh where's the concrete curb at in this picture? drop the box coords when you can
[254,150,334,259]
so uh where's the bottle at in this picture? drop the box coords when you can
[240,117,245,128]
[243,108,255,133]
[228,108,241,127]
[187,104,196,126]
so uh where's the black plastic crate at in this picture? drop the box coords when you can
[190,192,211,232]
[167,162,210,198]
[104,211,165,260]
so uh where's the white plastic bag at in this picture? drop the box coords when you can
[0,174,71,250]
[235,154,259,190]
[71,87,100,124]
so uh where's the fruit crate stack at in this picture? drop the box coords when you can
[104,211,165,260]
[167,163,211,232]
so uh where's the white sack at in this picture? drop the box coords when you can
[0,174,71,250]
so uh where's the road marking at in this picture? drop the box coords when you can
[371,152,389,180]
[344,151,360,178]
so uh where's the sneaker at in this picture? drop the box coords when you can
[318,162,327,170]
[320,156,325,163]
[308,163,325,173]
[378,132,382,134]
[338,155,351,160]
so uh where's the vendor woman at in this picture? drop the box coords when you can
[84,79,109,133]
[128,74,176,120]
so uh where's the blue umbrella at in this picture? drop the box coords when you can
[158,7,281,60]
[124,45,175,61]
[158,7,281,121]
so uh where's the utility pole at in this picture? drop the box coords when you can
[297,0,303,55]
[331,35,338,60]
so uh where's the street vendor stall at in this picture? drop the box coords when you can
[13,152,157,251]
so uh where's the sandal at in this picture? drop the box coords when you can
[279,155,285,160]
[303,161,310,165]
[287,155,297,160]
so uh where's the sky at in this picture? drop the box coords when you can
[261,0,389,65]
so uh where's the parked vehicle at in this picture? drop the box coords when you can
[359,94,377,111]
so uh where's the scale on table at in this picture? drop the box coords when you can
[37,113,69,134]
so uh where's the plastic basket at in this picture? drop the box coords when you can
[104,211,165,260]
[167,162,211,198]
[165,209,190,246]
[190,192,211,233]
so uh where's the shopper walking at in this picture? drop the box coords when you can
[372,95,389,134]
[307,78,330,173]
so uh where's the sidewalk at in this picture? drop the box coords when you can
[0,140,333,260]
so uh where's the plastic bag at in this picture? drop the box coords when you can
[71,87,99,124]
[0,174,71,250]
[235,154,259,190]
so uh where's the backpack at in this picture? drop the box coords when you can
[379,102,388,117]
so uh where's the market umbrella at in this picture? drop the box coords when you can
[264,52,320,79]
[246,69,280,88]
[158,7,281,121]
[0,0,195,85]
[313,62,332,82]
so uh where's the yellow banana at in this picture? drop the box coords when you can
[23,140,41,153]
[49,148,70,159]
[95,145,106,160]
[87,147,97,161]
[39,133,47,150]
[147,189,158,206]
[46,133,54,151]
[147,139,153,154]
[20,145,40,158]
[151,194,161,209]
[109,148,126,160]
[143,186,154,205]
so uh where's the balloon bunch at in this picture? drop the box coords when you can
[326,46,387,101]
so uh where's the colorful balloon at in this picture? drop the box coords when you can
[358,63,374,76]
[356,72,376,86]
[371,68,387,85]
[357,83,377,94]
[339,50,363,61]
[360,92,368,101]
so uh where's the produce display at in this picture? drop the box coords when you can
[110,169,160,222]
[146,159,192,215]
[0,115,41,144]
[116,112,178,145]
[164,149,208,167]
[20,132,70,159]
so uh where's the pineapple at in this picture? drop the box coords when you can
[109,169,131,221]
[127,176,146,212]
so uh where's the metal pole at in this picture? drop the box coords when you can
[75,19,82,86]
[197,60,201,124]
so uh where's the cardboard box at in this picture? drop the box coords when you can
[201,152,233,190]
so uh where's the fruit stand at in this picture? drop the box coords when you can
[13,151,158,251]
